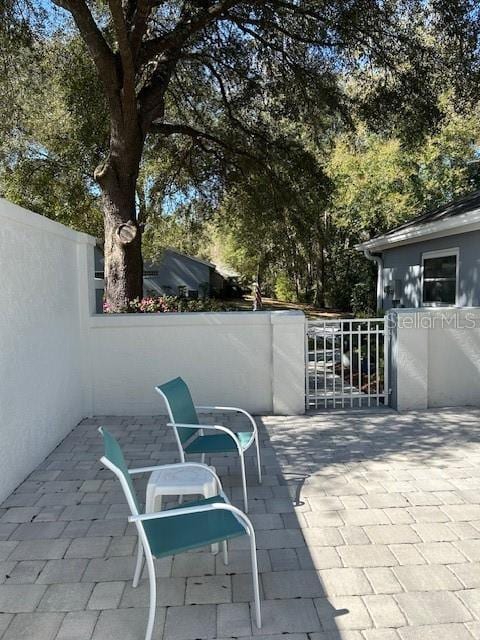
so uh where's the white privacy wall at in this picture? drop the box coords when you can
[87,310,306,416]
[4,199,480,502]
[0,199,95,503]
[389,308,480,410]
[0,199,306,500]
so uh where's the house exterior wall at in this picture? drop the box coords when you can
[94,248,213,311]
[381,229,480,310]
[144,249,212,297]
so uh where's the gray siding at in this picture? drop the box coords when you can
[144,249,211,297]
[381,229,480,310]
[95,249,214,313]
[93,248,213,312]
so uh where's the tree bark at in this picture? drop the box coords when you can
[97,141,144,311]
[102,189,143,311]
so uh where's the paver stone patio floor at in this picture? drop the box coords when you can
[2,408,480,639]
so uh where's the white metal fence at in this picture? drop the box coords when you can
[306,318,389,410]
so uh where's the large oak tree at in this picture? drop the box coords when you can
[3,0,473,310]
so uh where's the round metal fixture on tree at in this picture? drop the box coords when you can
[116,223,137,244]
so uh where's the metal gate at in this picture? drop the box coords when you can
[306,318,389,410]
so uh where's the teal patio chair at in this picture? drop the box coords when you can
[155,377,262,512]
[98,427,261,640]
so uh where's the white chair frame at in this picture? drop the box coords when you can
[155,386,262,513]
[100,451,261,640]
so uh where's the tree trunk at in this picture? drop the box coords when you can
[314,240,326,308]
[95,114,146,312]
[99,162,143,312]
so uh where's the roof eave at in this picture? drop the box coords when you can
[163,247,215,268]
[356,210,480,252]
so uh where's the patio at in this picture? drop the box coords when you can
[2,408,480,640]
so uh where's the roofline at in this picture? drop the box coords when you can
[163,247,215,268]
[96,243,216,269]
[356,208,480,252]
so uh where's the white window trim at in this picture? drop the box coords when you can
[421,247,459,307]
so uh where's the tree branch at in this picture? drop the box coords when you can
[152,121,232,147]
[107,0,137,117]
[51,0,120,112]
[196,57,257,141]
[139,0,252,64]
[138,59,177,131]
[150,121,258,161]
[226,12,333,49]
[130,0,154,62]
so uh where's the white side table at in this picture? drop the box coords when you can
[145,465,220,553]
[145,465,218,513]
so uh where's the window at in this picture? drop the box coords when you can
[143,270,159,277]
[422,249,458,306]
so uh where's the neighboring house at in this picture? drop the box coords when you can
[94,246,226,312]
[356,190,480,311]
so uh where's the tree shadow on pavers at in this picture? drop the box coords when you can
[0,412,370,640]
[251,407,480,639]
[99,414,348,640]
[267,407,480,470]
[223,415,356,640]
[6,407,480,639]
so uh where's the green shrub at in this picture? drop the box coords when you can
[274,273,297,303]
[104,295,231,313]
[350,282,376,317]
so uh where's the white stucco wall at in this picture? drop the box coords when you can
[6,199,480,506]
[87,311,306,415]
[388,308,480,410]
[0,199,96,503]
[428,310,480,407]
[0,198,306,500]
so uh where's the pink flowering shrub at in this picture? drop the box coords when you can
[103,295,229,314]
